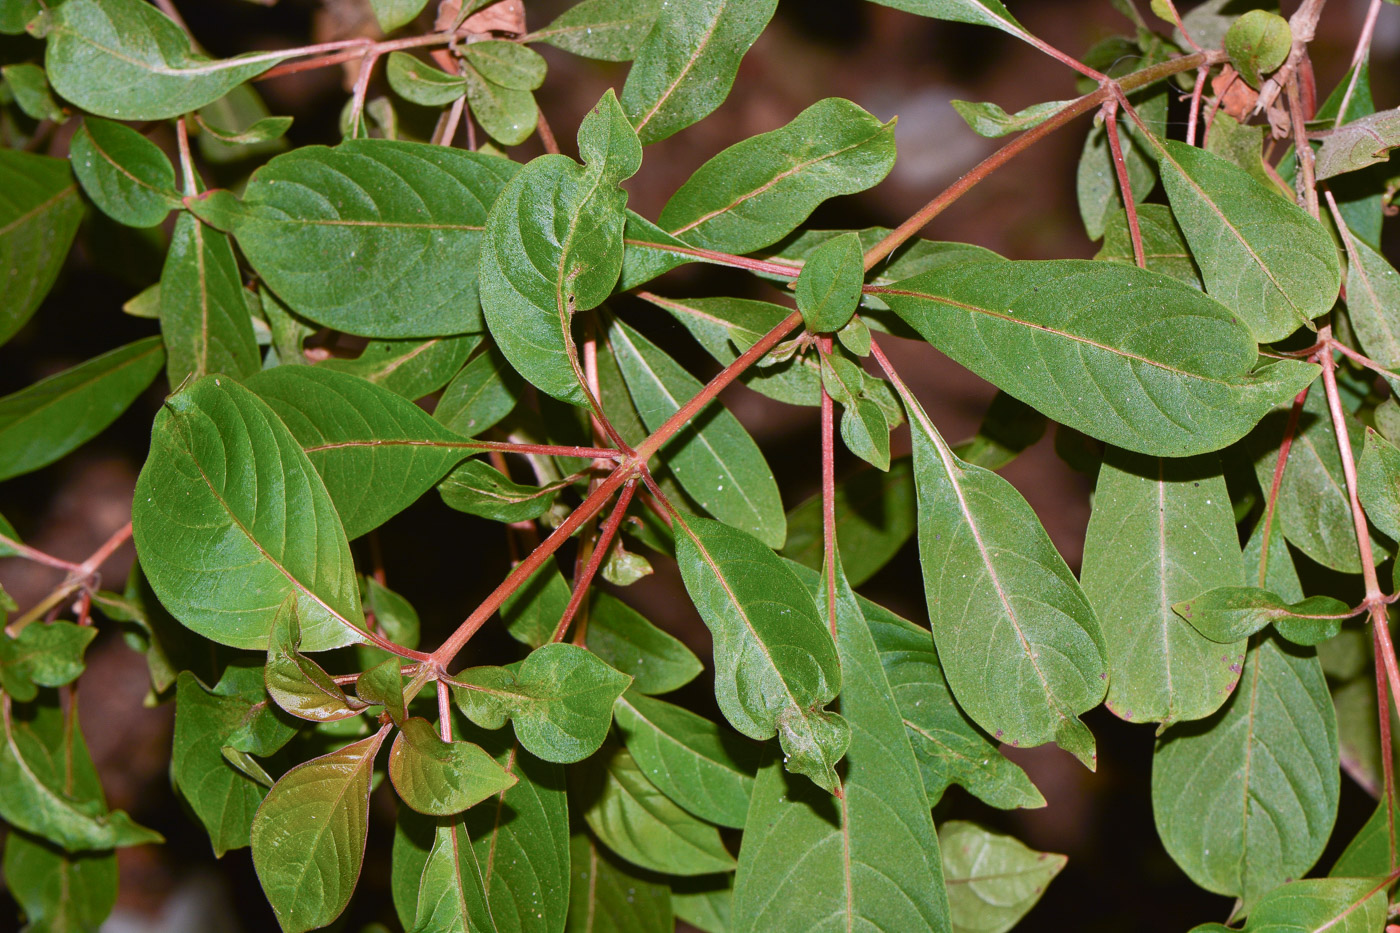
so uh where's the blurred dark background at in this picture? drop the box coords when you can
[1,0,1398,930]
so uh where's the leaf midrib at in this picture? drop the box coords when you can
[633,5,725,136]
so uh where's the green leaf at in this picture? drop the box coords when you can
[500,561,572,648]
[229,139,518,337]
[640,293,821,406]
[1095,203,1202,288]
[195,112,292,148]
[610,316,786,547]
[411,818,498,933]
[1316,108,1400,181]
[586,592,702,695]
[392,807,435,931]
[939,821,1065,933]
[527,0,661,62]
[673,516,847,792]
[951,391,1047,470]
[246,365,474,538]
[159,213,261,387]
[1154,139,1342,343]
[657,98,895,254]
[462,65,539,147]
[356,656,406,724]
[439,460,571,523]
[861,0,1027,39]
[1219,877,1389,933]
[451,642,631,763]
[371,0,429,32]
[195,83,291,164]
[1330,800,1390,877]
[132,376,367,652]
[1251,390,1389,574]
[1152,634,1339,912]
[480,90,641,405]
[1081,450,1246,727]
[577,746,736,875]
[567,832,674,932]
[389,717,516,816]
[462,41,546,91]
[733,557,950,932]
[433,345,524,437]
[172,672,269,856]
[0,336,163,483]
[0,621,96,703]
[266,598,370,722]
[386,51,467,106]
[0,149,84,347]
[69,117,178,228]
[892,365,1106,763]
[883,257,1321,457]
[620,0,777,144]
[1341,226,1400,371]
[1077,116,1156,242]
[951,98,1069,138]
[2,62,63,122]
[44,0,290,120]
[462,735,571,933]
[1225,10,1291,87]
[796,231,863,333]
[672,877,733,933]
[319,333,479,401]
[820,351,891,470]
[853,581,1043,809]
[613,689,758,828]
[1205,112,1273,188]
[2,829,117,933]
[1360,428,1400,544]
[0,692,162,851]
[251,728,388,933]
[781,458,916,585]
[1173,586,1351,646]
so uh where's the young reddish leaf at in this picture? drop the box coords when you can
[265,598,369,723]
[672,516,847,792]
[480,89,641,405]
[0,150,83,347]
[388,717,516,816]
[1081,450,1246,727]
[890,366,1106,765]
[576,746,736,876]
[251,728,389,933]
[451,643,632,763]
[69,117,179,228]
[43,0,291,120]
[620,0,777,144]
[734,556,951,932]
[567,832,674,932]
[939,821,1065,933]
[613,689,759,828]
[133,376,367,652]
[228,140,518,338]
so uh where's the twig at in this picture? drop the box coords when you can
[1254,0,1329,116]
[551,479,637,643]
[818,337,838,639]
[537,111,561,155]
[1186,66,1208,147]
[1286,76,1319,218]
[1103,100,1146,268]
[1334,0,1383,128]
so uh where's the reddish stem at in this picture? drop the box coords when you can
[537,111,561,155]
[466,440,620,459]
[258,33,458,82]
[438,680,454,741]
[1376,621,1397,868]
[1258,385,1309,587]
[1186,67,1208,147]
[1103,100,1146,268]
[623,240,803,279]
[552,480,637,643]
[818,337,838,639]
